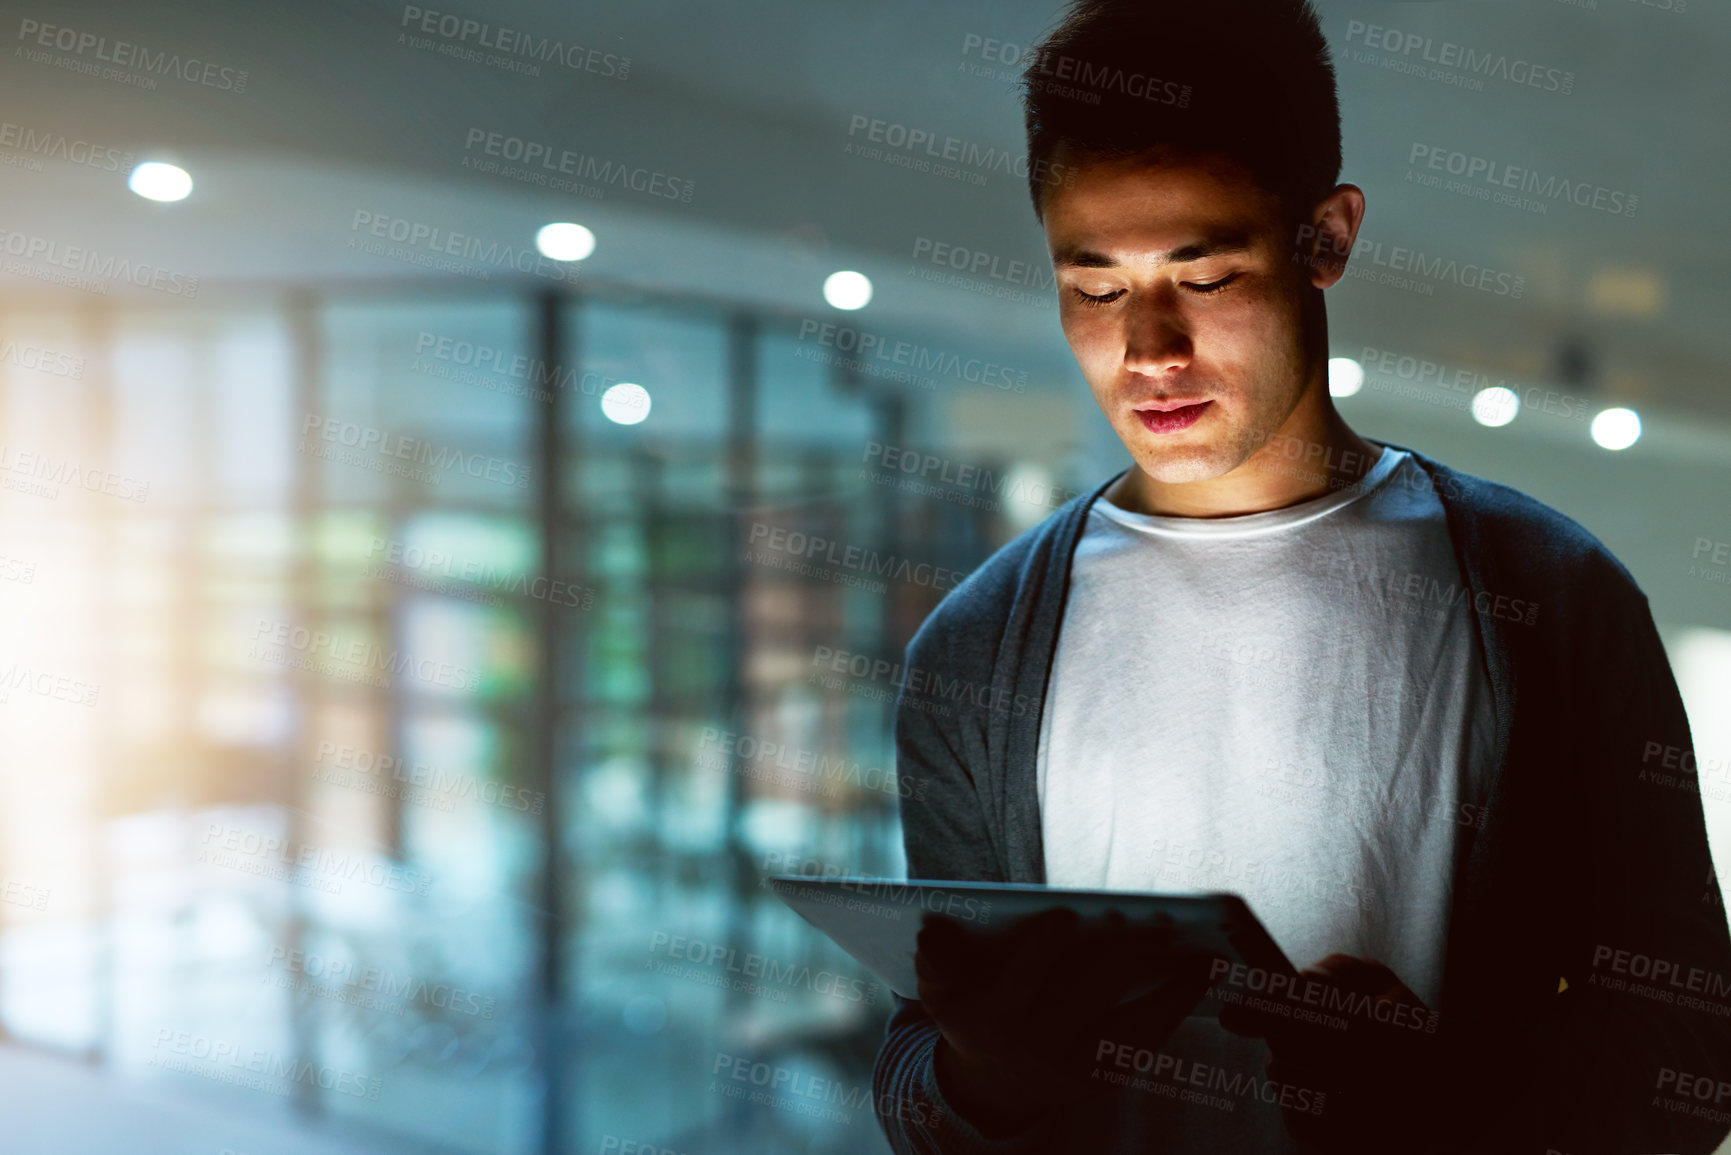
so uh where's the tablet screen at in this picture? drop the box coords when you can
[768,875,1297,1005]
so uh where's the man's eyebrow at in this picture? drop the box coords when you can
[1051,234,1255,269]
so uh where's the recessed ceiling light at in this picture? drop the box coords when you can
[128,162,192,202]
[823,270,872,310]
[1471,386,1519,427]
[1590,407,1641,450]
[1327,357,1363,397]
[536,222,595,262]
[601,382,651,426]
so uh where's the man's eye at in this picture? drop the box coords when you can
[1184,274,1239,294]
[1072,288,1125,307]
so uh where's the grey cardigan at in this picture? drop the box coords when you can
[871,445,1731,1154]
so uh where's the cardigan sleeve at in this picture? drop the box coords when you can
[1544,585,1731,1152]
[1434,579,1731,1155]
[869,616,1072,1154]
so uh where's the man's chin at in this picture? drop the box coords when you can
[1131,444,1244,485]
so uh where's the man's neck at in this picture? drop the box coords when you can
[1107,402,1383,519]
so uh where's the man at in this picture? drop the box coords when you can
[871,0,1731,1151]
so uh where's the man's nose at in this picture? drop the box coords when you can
[1122,297,1193,376]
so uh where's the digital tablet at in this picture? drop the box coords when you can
[768,875,1298,1008]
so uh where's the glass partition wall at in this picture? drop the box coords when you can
[0,282,1013,1155]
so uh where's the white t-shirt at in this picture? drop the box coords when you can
[1035,444,1497,1148]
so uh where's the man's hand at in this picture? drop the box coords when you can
[1219,953,1448,1152]
[916,907,1216,1138]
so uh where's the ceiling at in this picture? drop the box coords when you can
[2,0,1727,422]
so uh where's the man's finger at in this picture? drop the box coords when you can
[1303,954,1406,998]
[1103,960,1219,1055]
[1039,922,1195,1032]
[1218,990,1283,1039]
[914,915,975,984]
[989,907,1085,1000]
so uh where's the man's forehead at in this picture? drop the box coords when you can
[1047,142,1263,195]
[1041,151,1280,262]
[1049,229,1259,270]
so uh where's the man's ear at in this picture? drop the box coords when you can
[1296,184,1367,290]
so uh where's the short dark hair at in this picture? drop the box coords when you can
[1020,0,1342,224]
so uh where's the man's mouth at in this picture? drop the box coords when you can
[1134,400,1212,434]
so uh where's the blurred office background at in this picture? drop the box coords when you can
[0,0,1728,1152]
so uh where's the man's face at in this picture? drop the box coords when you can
[1042,150,1319,485]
